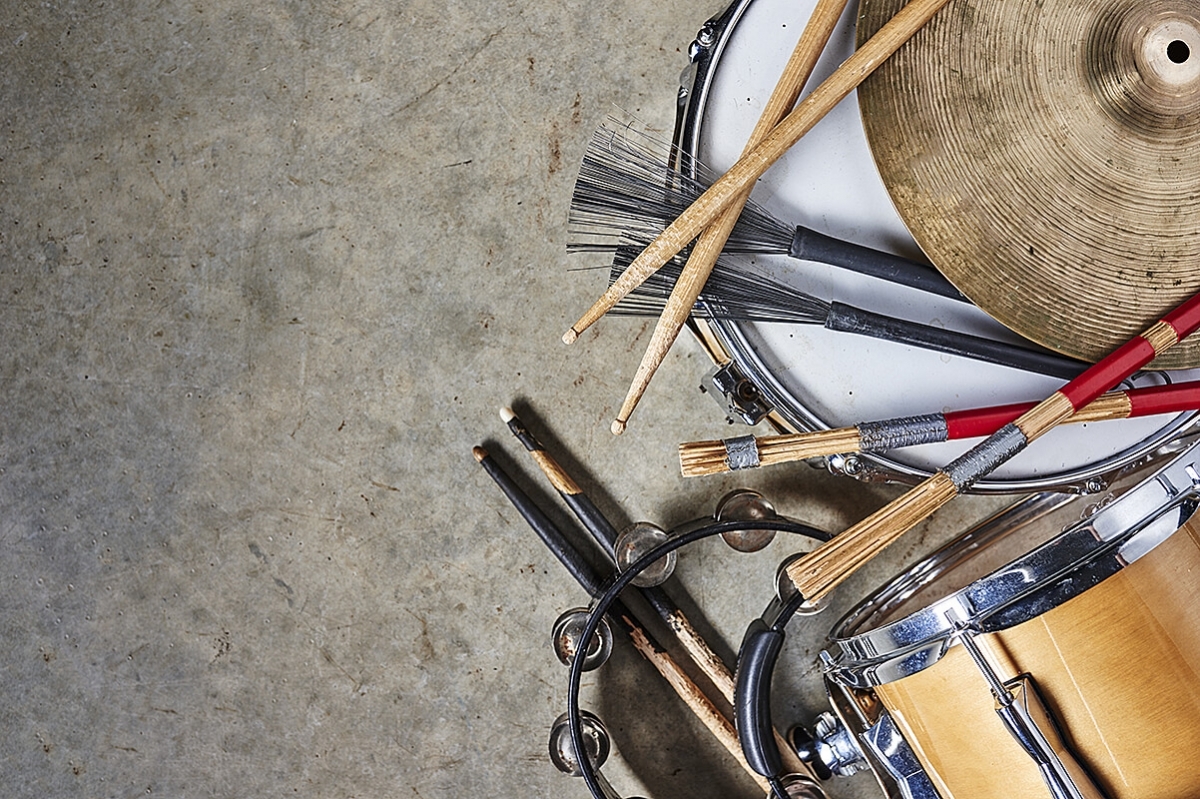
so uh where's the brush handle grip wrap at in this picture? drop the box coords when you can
[857,414,949,450]
[1060,338,1157,408]
[825,302,1090,380]
[1128,383,1200,415]
[790,225,967,302]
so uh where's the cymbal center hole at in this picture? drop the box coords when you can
[1168,39,1190,64]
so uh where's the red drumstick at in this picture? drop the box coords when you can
[679,381,1200,477]
[787,292,1200,602]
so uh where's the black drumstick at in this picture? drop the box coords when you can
[494,414,820,782]
[499,409,621,556]
[471,444,767,788]
[500,408,737,700]
[473,445,603,597]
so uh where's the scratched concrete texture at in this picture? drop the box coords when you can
[0,2,1015,798]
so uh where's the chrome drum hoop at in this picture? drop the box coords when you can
[822,439,1200,690]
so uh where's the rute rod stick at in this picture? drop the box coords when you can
[564,0,953,343]
[606,0,850,436]
[471,445,770,791]
[787,295,1200,602]
[679,380,1200,477]
[499,408,818,782]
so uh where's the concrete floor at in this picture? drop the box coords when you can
[0,1,1034,797]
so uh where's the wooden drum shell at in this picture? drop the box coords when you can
[874,518,1200,799]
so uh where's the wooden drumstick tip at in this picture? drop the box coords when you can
[472,445,488,463]
[610,418,627,436]
[562,327,579,345]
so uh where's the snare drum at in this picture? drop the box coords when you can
[675,0,1200,491]
[817,443,1200,798]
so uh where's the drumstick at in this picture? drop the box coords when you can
[498,407,821,783]
[500,406,731,695]
[606,0,850,435]
[471,445,771,791]
[786,292,1200,602]
[679,380,1200,476]
[563,0,953,346]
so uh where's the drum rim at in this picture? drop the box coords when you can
[672,0,1200,492]
[821,438,1200,688]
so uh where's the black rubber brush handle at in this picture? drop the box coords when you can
[825,302,1090,380]
[791,225,968,302]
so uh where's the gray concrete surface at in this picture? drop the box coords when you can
[0,2,1018,798]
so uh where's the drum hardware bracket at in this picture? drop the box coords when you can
[702,363,773,425]
[798,675,941,799]
[858,711,941,799]
[792,711,868,779]
[673,0,749,162]
[954,622,1107,799]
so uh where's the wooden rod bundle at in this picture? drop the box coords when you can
[680,380,1200,477]
[786,293,1200,602]
[564,0,955,353]
[606,0,850,436]
[472,445,771,791]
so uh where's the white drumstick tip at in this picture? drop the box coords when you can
[611,419,627,436]
[562,328,579,345]
[499,406,516,424]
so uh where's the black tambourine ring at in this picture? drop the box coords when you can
[564,517,830,799]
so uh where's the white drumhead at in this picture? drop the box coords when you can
[687,0,1199,488]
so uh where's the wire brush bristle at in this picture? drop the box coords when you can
[607,241,829,325]
[568,116,793,255]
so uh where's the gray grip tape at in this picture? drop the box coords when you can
[943,424,1028,490]
[857,414,948,452]
[724,435,762,471]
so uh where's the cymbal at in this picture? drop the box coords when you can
[857,0,1200,369]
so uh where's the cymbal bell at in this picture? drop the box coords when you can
[857,0,1200,368]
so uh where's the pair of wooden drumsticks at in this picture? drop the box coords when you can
[564,0,1200,602]
[565,0,955,433]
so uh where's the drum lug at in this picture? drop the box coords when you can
[956,625,1107,799]
[791,711,869,779]
[794,706,942,799]
[857,711,943,799]
[814,678,942,799]
[677,14,719,111]
[701,363,772,425]
[684,0,744,65]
